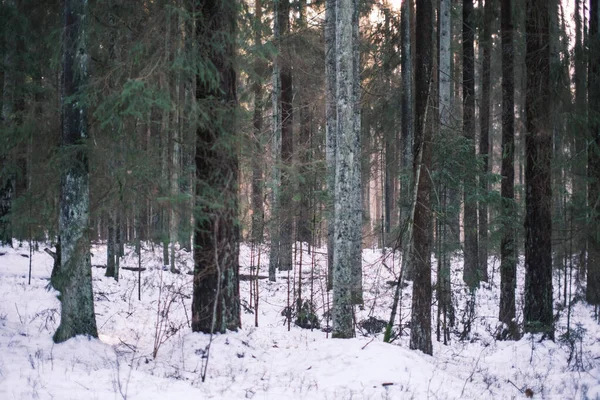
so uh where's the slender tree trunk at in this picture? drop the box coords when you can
[106,212,116,278]
[251,0,265,246]
[438,0,454,333]
[192,0,240,334]
[400,0,415,280]
[409,0,433,356]
[524,0,553,338]
[587,0,600,307]
[499,0,519,340]
[279,0,294,272]
[325,0,336,290]
[462,0,479,289]
[269,0,282,282]
[53,0,98,343]
[478,0,494,283]
[332,0,361,338]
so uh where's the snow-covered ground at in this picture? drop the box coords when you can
[0,241,598,399]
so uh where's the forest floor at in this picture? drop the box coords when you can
[0,241,598,399]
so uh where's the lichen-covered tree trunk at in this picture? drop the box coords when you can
[478,0,494,283]
[192,0,240,334]
[269,0,282,282]
[409,0,433,356]
[332,0,361,338]
[524,0,553,338]
[498,0,519,340]
[53,0,98,343]
[325,0,336,290]
[400,0,414,281]
[462,0,479,289]
[587,0,600,308]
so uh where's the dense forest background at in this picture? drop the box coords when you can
[0,0,599,364]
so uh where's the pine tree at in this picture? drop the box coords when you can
[409,0,433,356]
[498,0,519,340]
[523,0,553,338]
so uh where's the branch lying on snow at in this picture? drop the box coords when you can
[44,248,57,260]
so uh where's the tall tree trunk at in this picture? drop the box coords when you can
[279,0,294,272]
[462,0,479,289]
[499,0,519,340]
[53,0,98,343]
[332,0,361,338]
[400,0,415,280]
[192,0,240,334]
[0,0,18,246]
[524,0,553,338]
[478,0,494,283]
[269,0,282,282]
[438,0,454,333]
[251,0,265,245]
[325,0,336,290]
[573,0,588,276]
[587,0,600,308]
[409,0,433,356]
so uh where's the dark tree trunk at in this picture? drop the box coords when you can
[409,0,433,356]
[400,0,414,280]
[251,0,265,245]
[478,0,494,283]
[524,0,553,338]
[499,0,519,340]
[279,0,294,272]
[53,0,98,343]
[587,0,600,307]
[462,0,479,289]
[106,212,116,278]
[192,0,241,334]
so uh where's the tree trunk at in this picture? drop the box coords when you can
[269,0,282,282]
[478,0,494,283]
[332,0,361,338]
[400,0,415,280]
[524,0,553,338]
[498,0,519,340]
[192,0,240,334]
[53,0,98,343]
[409,0,433,356]
[325,0,336,290]
[251,0,265,245]
[462,0,479,289]
[587,0,600,307]
[279,0,294,272]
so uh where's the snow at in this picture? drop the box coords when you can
[0,242,598,399]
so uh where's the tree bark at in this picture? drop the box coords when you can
[325,0,336,290]
[478,0,494,283]
[462,0,479,289]
[587,0,600,307]
[53,0,98,343]
[499,0,519,340]
[400,0,415,281]
[409,0,433,356]
[524,0,553,338]
[192,0,240,334]
[332,0,361,338]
